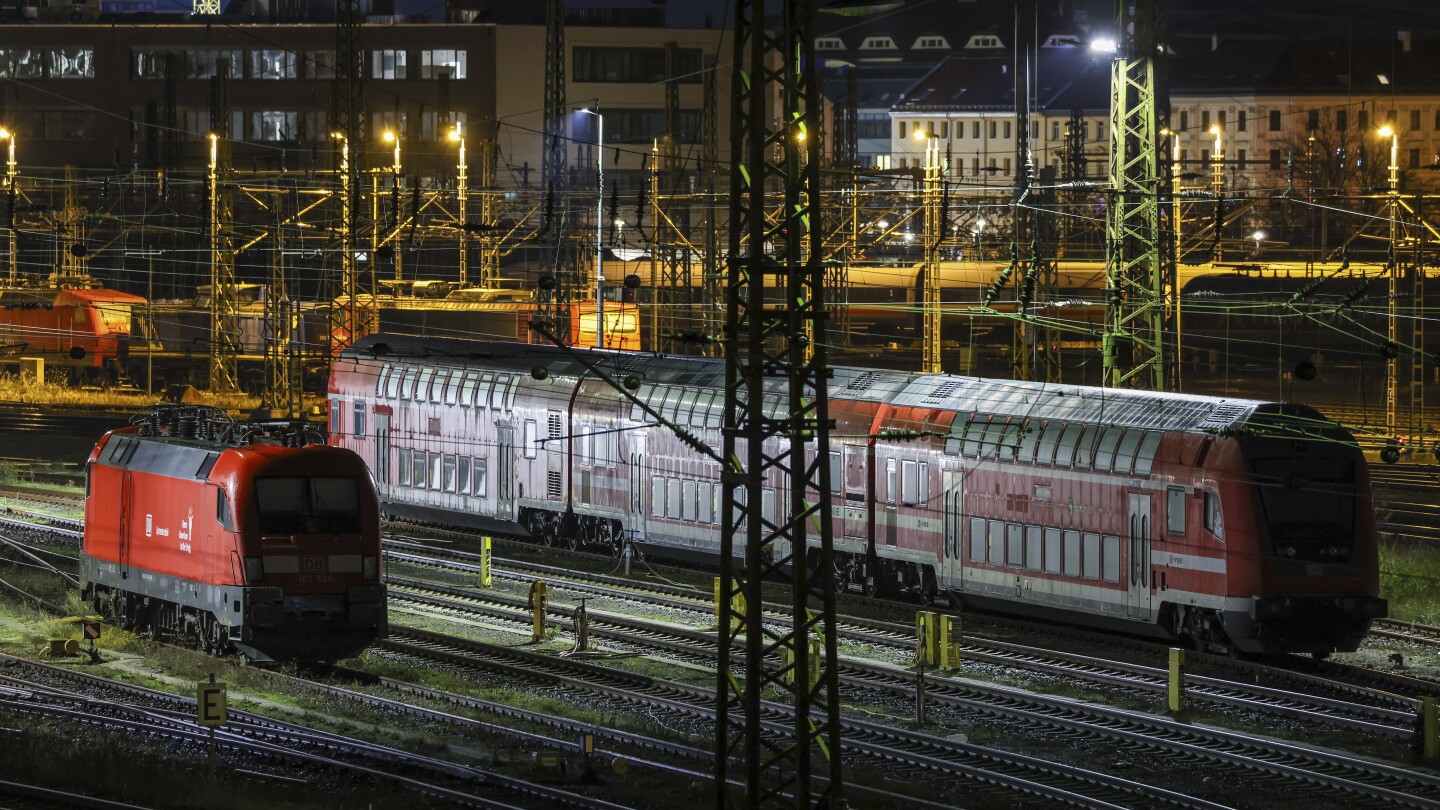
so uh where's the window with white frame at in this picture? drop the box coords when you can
[250,111,298,142]
[474,458,488,497]
[429,452,442,490]
[523,420,538,459]
[371,49,407,80]
[398,449,412,486]
[421,49,467,79]
[815,37,844,50]
[860,36,896,50]
[303,51,336,79]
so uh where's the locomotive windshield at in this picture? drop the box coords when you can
[254,476,362,534]
[1248,457,1356,562]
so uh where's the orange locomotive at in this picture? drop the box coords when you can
[80,406,386,662]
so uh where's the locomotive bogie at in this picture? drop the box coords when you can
[81,418,386,662]
[332,335,1385,658]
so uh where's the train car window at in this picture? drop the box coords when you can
[254,477,361,534]
[353,402,366,438]
[1017,419,1038,462]
[398,449,411,486]
[969,517,986,562]
[460,371,478,408]
[491,375,508,410]
[444,369,461,405]
[374,364,389,397]
[1054,423,1084,467]
[416,368,435,402]
[329,400,342,435]
[1063,530,1081,577]
[1103,535,1120,582]
[400,368,418,400]
[412,452,427,487]
[944,428,962,456]
[523,420,538,459]
[503,377,520,411]
[659,387,682,423]
[631,384,654,422]
[1094,427,1123,471]
[667,479,681,519]
[677,390,700,426]
[1043,528,1061,574]
[958,415,981,457]
[386,366,402,399]
[651,476,665,517]
[457,454,470,494]
[1034,421,1059,466]
[1133,431,1163,475]
[918,462,929,506]
[1006,523,1023,567]
[1113,430,1144,475]
[1203,490,1223,538]
[474,458,488,497]
[687,391,709,427]
[1073,425,1099,469]
[829,451,842,494]
[682,480,697,521]
[698,481,713,523]
[762,487,778,526]
[442,455,457,492]
[428,452,442,490]
[1082,532,1100,579]
[1167,487,1187,535]
[215,487,234,531]
[901,459,918,505]
[477,374,494,409]
[987,520,1005,565]
[1025,526,1042,571]
[705,395,723,429]
[886,458,897,504]
[196,452,220,480]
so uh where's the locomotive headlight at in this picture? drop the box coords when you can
[1284,546,1297,558]
[363,555,378,581]
[243,557,265,582]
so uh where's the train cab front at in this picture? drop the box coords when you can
[230,462,386,662]
[1228,405,1387,657]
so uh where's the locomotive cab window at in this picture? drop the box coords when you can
[1204,490,1223,538]
[215,487,234,531]
[523,420,538,459]
[254,476,361,534]
[1166,487,1187,535]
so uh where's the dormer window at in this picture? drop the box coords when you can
[964,34,1004,50]
[816,37,844,51]
[860,36,897,51]
[913,36,950,50]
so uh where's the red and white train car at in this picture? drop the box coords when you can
[81,407,387,662]
[331,334,1385,657]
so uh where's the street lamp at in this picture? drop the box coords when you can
[1379,124,1401,439]
[0,127,15,284]
[1209,124,1223,260]
[1251,230,1266,252]
[578,107,604,348]
[448,127,469,286]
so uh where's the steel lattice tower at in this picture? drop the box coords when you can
[700,55,722,356]
[539,0,576,339]
[716,1,844,806]
[262,186,301,417]
[329,0,366,354]
[1102,0,1165,390]
[208,69,239,393]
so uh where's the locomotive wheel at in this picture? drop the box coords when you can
[862,561,885,598]
[833,558,850,594]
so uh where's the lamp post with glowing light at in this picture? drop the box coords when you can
[449,127,468,286]
[331,130,359,348]
[579,107,604,348]
[0,128,15,284]
[1209,124,1224,262]
[913,128,944,373]
[378,131,404,284]
[1379,124,1401,439]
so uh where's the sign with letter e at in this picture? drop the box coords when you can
[197,681,227,727]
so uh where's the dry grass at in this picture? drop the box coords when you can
[0,372,324,413]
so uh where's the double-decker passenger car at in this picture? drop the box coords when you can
[81,406,386,662]
[330,334,1385,657]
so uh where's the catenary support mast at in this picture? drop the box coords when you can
[716,0,844,806]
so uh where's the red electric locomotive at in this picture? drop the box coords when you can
[81,406,387,662]
[330,334,1385,658]
[0,280,145,382]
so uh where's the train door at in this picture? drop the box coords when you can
[628,435,646,543]
[883,457,898,547]
[374,413,390,494]
[497,426,514,519]
[119,470,132,580]
[1126,492,1152,619]
[941,470,964,588]
[842,445,866,540]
